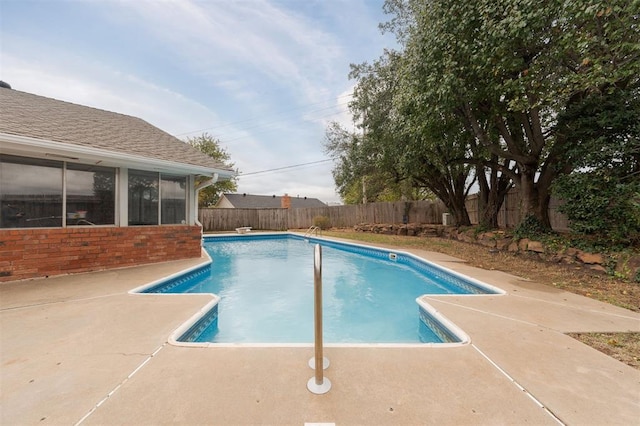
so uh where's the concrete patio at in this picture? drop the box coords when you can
[1,243,639,425]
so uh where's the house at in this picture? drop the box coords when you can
[215,193,327,209]
[0,87,235,281]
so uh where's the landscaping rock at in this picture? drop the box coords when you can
[350,223,628,278]
[615,254,640,281]
[527,240,545,253]
[565,247,579,257]
[445,228,459,239]
[496,238,513,251]
[576,251,604,265]
[460,231,476,243]
[479,238,497,248]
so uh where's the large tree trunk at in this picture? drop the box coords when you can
[460,106,514,228]
[415,165,472,227]
[518,166,538,219]
[478,188,508,229]
[537,192,552,230]
[449,171,472,226]
[432,182,471,226]
[450,193,471,226]
[421,184,471,226]
[518,165,552,229]
[534,174,554,230]
[477,163,511,229]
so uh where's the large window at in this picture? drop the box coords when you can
[128,170,188,225]
[128,170,158,225]
[0,156,188,229]
[0,154,116,228]
[1,155,63,228]
[0,155,116,228]
[66,164,116,226]
[161,175,186,224]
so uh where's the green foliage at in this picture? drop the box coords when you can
[187,133,238,207]
[472,224,492,237]
[552,86,640,246]
[333,49,475,220]
[555,86,640,172]
[375,0,640,228]
[554,173,640,245]
[312,215,331,230]
[329,0,640,234]
[513,215,550,240]
[323,120,434,204]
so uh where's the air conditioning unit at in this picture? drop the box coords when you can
[442,213,453,226]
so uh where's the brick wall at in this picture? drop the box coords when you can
[0,226,202,282]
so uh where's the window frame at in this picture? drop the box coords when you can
[127,169,190,226]
[1,154,119,229]
[1,155,193,229]
[160,174,188,225]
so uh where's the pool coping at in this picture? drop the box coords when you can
[3,233,639,425]
[130,232,504,348]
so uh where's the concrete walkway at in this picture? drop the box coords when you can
[1,245,639,425]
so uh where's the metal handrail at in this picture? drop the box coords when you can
[307,243,331,394]
[303,225,320,238]
[313,244,324,380]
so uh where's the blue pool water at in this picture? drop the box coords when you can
[143,234,498,344]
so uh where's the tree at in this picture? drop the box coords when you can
[375,1,515,227]
[324,122,415,204]
[553,87,640,244]
[383,0,640,229]
[187,133,237,207]
[332,50,473,222]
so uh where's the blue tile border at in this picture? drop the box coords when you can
[141,264,211,294]
[419,307,459,343]
[179,304,219,342]
[294,235,498,295]
[140,233,502,345]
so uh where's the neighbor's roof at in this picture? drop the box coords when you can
[0,88,234,175]
[220,193,327,209]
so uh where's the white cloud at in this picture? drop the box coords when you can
[108,0,344,104]
[1,0,392,204]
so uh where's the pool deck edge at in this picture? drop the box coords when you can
[1,237,639,425]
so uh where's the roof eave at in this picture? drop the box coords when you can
[0,133,236,178]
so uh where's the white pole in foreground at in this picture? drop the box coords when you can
[307,244,331,394]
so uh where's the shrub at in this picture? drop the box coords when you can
[313,215,331,230]
[553,172,640,247]
[513,215,549,240]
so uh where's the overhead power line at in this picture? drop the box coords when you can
[239,159,333,177]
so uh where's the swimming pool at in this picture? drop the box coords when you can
[137,234,503,346]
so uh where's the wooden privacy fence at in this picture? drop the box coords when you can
[465,188,569,232]
[199,190,569,232]
[199,200,447,232]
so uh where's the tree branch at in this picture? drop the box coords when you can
[480,158,521,184]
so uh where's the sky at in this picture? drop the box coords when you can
[0,0,397,204]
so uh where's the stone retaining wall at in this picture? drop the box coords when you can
[353,223,640,281]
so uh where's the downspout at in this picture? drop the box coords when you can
[194,173,218,231]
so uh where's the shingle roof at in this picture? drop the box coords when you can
[0,88,233,172]
[221,193,327,209]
